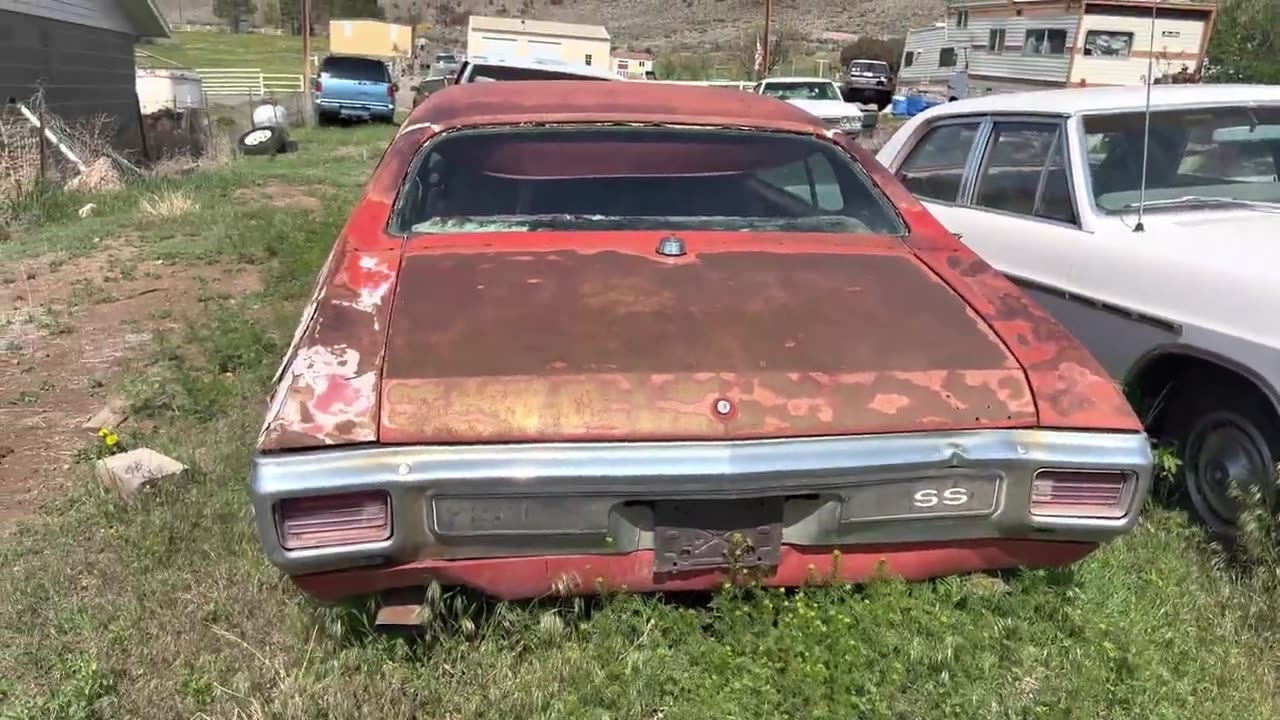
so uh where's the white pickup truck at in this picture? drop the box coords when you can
[752,77,866,133]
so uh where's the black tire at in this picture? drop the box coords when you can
[237,126,285,156]
[1161,378,1280,535]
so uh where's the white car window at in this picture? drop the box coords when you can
[1084,106,1280,212]
[896,122,981,203]
[974,122,1076,224]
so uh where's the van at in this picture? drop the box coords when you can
[315,55,397,124]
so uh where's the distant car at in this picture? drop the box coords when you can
[753,77,864,133]
[876,84,1280,534]
[843,59,895,109]
[251,80,1151,603]
[453,55,618,83]
[428,51,461,79]
[315,55,396,125]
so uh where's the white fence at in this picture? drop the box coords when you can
[171,23,285,35]
[650,80,755,90]
[196,68,305,96]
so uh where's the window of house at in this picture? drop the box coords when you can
[1082,30,1134,57]
[988,28,1007,53]
[939,47,957,67]
[617,59,630,71]
[973,122,1076,224]
[1023,28,1068,55]
[956,10,969,28]
[896,122,981,203]
[903,51,916,68]
[584,53,593,65]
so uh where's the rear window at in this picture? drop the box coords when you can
[390,127,905,235]
[321,56,389,83]
[849,61,890,74]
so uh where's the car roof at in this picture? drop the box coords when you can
[762,76,839,83]
[462,54,618,80]
[403,79,827,131]
[920,84,1280,118]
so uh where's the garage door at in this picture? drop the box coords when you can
[481,36,518,58]
[527,40,564,61]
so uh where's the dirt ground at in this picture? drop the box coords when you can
[0,241,259,529]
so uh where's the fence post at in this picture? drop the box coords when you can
[36,91,47,184]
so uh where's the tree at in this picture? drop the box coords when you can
[1203,0,1280,83]
[734,21,804,80]
[838,36,906,73]
[330,0,384,18]
[213,0,258,31]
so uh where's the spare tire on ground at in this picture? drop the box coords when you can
[237,126,285,156]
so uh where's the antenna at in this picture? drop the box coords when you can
[1133,0,1159,233]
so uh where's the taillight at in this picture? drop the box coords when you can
[276,491,391,549]
[1030,470,1134,519]
[314,79,322,93]
[387,84,396,99]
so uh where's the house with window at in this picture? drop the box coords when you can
[611,49,653,78]
[898,0,1217,97]
[465,16,610,69]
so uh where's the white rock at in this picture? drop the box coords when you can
[94,448,188,499]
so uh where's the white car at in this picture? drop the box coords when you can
[753,76,864,133]
[876,84,1280,533]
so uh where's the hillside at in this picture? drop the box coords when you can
[151,0,945,52]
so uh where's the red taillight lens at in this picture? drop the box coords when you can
[276,491,391,549]
[1030,470,1134,519]
[314,79,322,93]
[387,84,396,99]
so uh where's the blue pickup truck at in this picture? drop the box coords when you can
[314,55,397,125]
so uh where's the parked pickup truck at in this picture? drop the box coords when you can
[842,59,895,110]
[314,55,397,125]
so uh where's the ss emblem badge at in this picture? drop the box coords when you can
[912,487,972,508]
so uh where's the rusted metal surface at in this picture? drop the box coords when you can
[255,126,429,451]
[379,238,1035,443]
[292,540,1097,602]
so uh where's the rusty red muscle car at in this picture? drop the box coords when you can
[250,80,1154,602]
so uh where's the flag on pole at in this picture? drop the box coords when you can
[754,34,764,75]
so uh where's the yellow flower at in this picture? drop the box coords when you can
[99,428,119,448]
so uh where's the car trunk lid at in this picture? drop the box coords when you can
[378,233,1036,443]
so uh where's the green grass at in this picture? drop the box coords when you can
[4,123,1280,719]
[137,31,329,74]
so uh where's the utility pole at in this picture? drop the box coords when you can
[761,0,773,77]
[302,0,313,124]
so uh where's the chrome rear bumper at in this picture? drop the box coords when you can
[250,429,1153,576]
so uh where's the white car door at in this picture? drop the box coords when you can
[894,115,1084,295]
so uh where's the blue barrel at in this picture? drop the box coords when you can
[891,95,908,116]
[922,97,944,111]
[905,93,926,116]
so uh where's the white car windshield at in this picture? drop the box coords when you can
[1085,105,1280,212]
[761,82,841,101]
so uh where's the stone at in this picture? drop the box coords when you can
[82,397,128,433]
[93,448,187,499]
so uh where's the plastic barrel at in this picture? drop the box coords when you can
[905,93,926,116]
[891,95,908,116]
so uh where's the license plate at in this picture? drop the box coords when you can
[840,476,1000,523]
[653,497,783,573]
[340,108,370,118]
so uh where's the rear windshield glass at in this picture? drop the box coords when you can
[466,64,609,82]
[391,127,905,235]
[849,61,890,74]
[435,54,458,64]
[321,56,388,83]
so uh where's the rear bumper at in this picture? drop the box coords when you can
[250,429,1152,599]
[315,100,394,118]
[293,541,1096,601]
